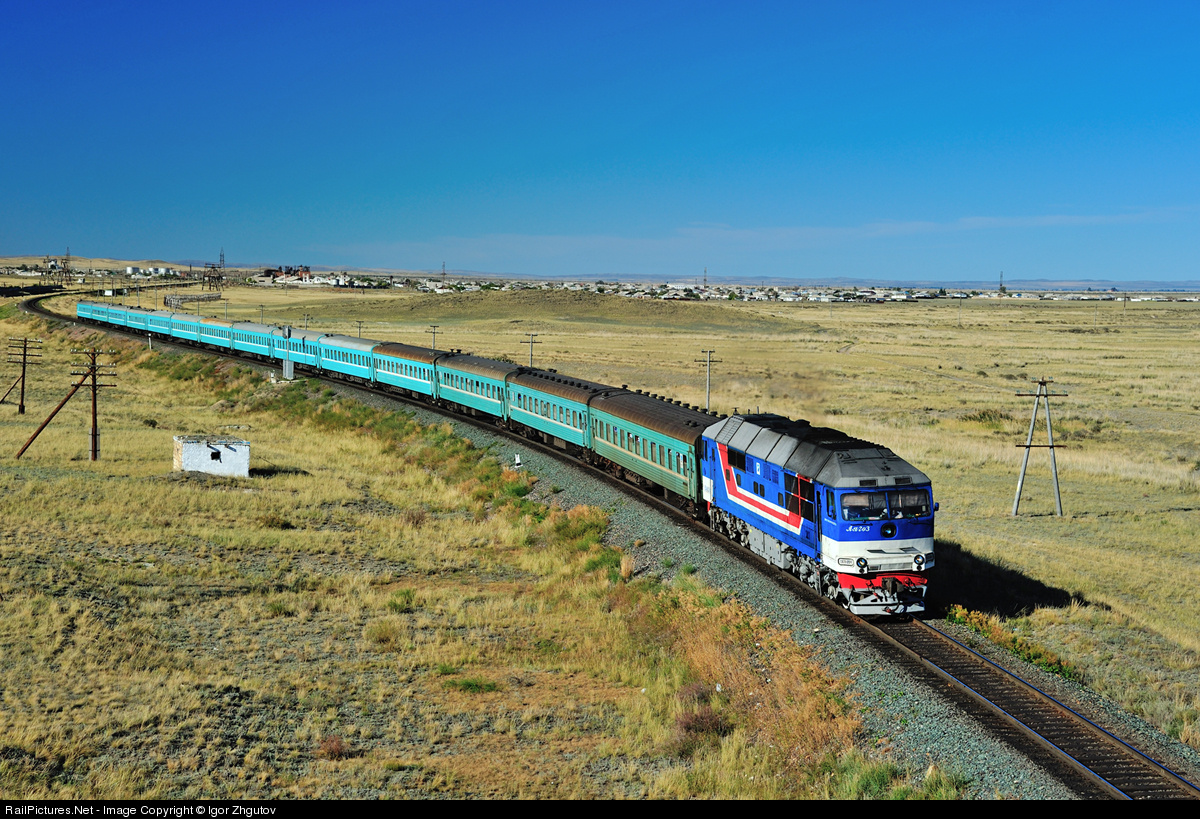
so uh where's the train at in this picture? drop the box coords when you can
[75,299,936,615]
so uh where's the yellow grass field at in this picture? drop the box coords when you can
[84,281,1197,747]
[0,285,970,798]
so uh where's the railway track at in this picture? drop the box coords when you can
[869,618,1200,799]
[24,292,1200,799]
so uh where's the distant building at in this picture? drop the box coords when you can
[173,437,250,478]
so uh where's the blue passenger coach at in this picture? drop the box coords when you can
[319,335,378,382]
[508,370,611,450]
[436,354,520,418]
[373,342,439,398]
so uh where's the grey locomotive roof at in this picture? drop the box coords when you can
[511,369,621,403]
[706,414,930,489]
[437,354,522,380]
[318,334,381,353]
[591,391,719,443]
[374,342,441,365]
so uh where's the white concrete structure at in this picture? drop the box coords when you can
[173,437,250,478]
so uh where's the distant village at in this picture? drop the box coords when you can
[2,257,1194,302]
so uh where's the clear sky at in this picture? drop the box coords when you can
[2,1,1197,282]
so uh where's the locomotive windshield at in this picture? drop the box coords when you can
[840,488,931,521]
[887,489,931,518]
[841,492,889,521]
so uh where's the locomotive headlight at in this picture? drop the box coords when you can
[855,557,868,574]
[913,553,926,570]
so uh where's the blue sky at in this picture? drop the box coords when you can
[2,1,1197,282]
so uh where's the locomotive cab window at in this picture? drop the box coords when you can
[841,492,889,521]
[887,489,931,519]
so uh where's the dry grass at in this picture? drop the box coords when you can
[60,283,1196,750]
[104,284,1199,750]
[0,296,962,798]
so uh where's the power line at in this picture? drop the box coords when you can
[16,348,116,461]
[3,337,43,415]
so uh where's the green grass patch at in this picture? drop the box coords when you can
[947,605,1083,682]
[387,588,416,613]
[443,677,499,694]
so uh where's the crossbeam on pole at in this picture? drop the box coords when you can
[1012,378,1068,516]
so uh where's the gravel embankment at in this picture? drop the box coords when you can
[326,384,1200,799]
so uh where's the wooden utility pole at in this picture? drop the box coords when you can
[694,349,722,412]
[523,333,541,367]
[16,348,115,461]
[3,337,42,414]
[1012,378,1067,516]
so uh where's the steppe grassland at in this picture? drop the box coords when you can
[151,283,1200,747]
[0,295,960,798]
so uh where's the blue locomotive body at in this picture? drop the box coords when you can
[701,414,934,615]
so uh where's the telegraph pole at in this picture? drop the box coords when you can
[16,348,115,461]
[694,349,722,412]
[1012,378,1067,516]
[428,325,440,351]
[523,333,542,367]
[3,337,43,414]
[355,320,365,338]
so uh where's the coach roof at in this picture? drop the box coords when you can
[318,334,381,353]
[511,369,619,403]
[437,354,522,380]
[591,391,715,442]
[374,342,441,365]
